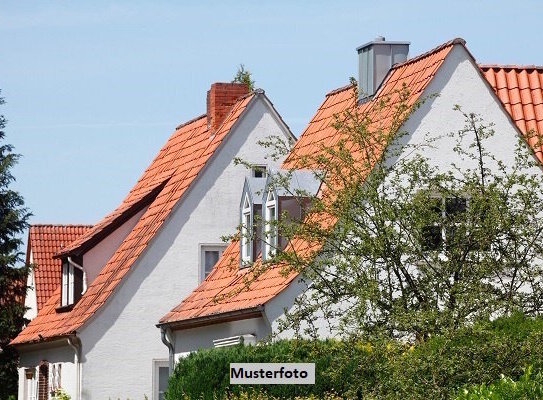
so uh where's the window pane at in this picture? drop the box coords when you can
[158,366,169,400]
[422,225,442,250]
[446,197,467,216]
[204,251,220,276]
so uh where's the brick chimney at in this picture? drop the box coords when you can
[207,82,250,132]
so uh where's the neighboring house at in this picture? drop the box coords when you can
[158,38,543,360]
[24,225,92,321]
[11,82,294,400]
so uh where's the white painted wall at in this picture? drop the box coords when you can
[18,343,77,400]
[24,250,37,321]
[168,44,543,350]
[173,317,270,356]
[77,96,292,400]
[83,207,147,285]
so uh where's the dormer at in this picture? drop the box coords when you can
[240,176,267,264]
[261,170,321,261]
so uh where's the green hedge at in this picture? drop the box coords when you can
[166,314,543,400]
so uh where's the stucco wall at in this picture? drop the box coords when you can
[77,96,291,400]
[18,343,77,400]
[173,317,271,356]
[24,250,37,321]
[83,207,147,285]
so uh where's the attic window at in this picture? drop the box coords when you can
[200,244,227,282]
[263,190,278,259]
[241,193,253,263]
[252,166,267,178]
[59,257,83,309]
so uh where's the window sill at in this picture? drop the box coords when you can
[55,304,75,313]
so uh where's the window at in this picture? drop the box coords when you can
[422,196,467,251]
[252,166,267,178]
[153,360,169,400]
[241,193,253,263]
[60,258,83,308]
[49,364,61,394]
[200,244,227,282]
[264,190,278,259]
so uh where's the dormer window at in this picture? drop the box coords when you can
[264,190,278,259]
[241,193,253,263]
[59,257,83,309]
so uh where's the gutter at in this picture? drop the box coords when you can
[160,327,175,375]
[157,306,264,331]
[67,335,82,400]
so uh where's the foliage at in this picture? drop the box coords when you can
[455,366,543,400]
[232,64,255,91]
[0,90,31,398]
[241,84,543,340]
[166,314,543,400]
[51,388,71,400]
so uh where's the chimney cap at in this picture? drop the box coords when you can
[356,38,411,53]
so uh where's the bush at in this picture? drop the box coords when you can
[455,366,543,400]
[166,314,543,400]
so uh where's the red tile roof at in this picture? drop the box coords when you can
[480,65,543,162]
[12,89,256,346]
[159,39,463,327]
[27,225,92,311]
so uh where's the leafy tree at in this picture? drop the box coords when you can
[0,90,31,398]
[232,64,255,92]
[242,84,543,341]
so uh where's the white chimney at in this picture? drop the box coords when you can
[357,36,410,102]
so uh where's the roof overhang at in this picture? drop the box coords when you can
[11,333,76,352]
[157,306,264,331]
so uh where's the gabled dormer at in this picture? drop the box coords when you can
[261,170,321,261]
[58,256,84,311]
[240,176,267,265]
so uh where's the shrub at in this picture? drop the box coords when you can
[166,314,543,400]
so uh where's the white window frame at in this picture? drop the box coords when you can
[61,261,74,307]
[251,165,267,178]
[241,193,252,263]
[152,359,169,400]
[264,190,278,259]
[24,367,37,400]
[199,244,227,282]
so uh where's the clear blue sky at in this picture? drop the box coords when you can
[1,1,543,231]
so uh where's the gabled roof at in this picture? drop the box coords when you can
[159,38,463,328]
[480,65,543,162]
[27,224,92,311]
[12,89,262,346]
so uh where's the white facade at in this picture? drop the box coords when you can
[23,250,37,321]
[168,44,543,354]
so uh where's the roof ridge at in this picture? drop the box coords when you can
[175,114,206,130]
[326,83,356,97]
[30,224,93,227]
[479,64,543,71]
[392,37,466,70]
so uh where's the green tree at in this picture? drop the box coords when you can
[232,64,255,92]
[0,90,31,398]
[242,85,543,341]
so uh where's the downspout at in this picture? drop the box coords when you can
[261,307,274,339]
[67,257,87,294]
[67,336,82,400]
[160,327,175,375]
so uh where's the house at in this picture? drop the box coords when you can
[158,38,543,360]
[11,82,294,400]
[24,225,92,321]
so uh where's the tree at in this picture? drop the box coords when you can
[232,64,255,92]
[0,90,31,398]
[246,85,543,341]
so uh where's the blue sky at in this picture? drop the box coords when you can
[1,1,543,230]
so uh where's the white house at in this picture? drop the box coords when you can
[11,82,294,400]
[158,38,543,359]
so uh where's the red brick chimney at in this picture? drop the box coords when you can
[207,82,250,132]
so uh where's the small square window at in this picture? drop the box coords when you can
[445,197,467,216]
[200,244,227,282]
[252,166,267,178]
